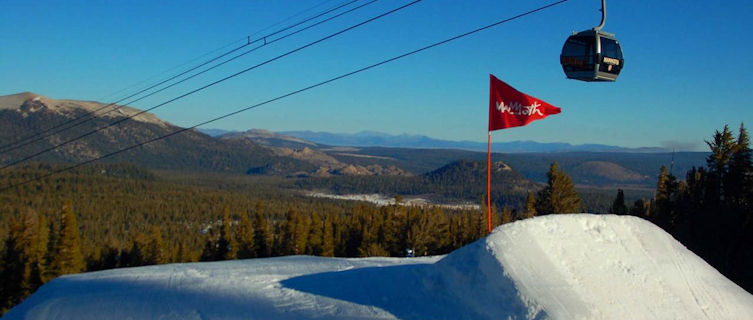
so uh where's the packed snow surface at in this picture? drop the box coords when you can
[6,215,753,319]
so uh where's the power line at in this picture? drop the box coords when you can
[1,0,571,192]
[247,0,339,38]
[0,0,389,170]
[97,0,343,103]
[0,43,249,154]
[0,0,363,155]
[0,0,362,154]
[93,38,247,104]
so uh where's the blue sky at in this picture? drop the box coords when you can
[2,0,752,151]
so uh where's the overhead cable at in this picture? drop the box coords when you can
[0,0,396,171]
[96,0,344,104]
[1,0,571,191]
[0,0,363,155]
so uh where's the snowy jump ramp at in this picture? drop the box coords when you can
[6,215,753,319]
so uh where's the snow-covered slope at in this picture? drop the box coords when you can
[6,215,753,319]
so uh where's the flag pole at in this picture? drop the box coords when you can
[487,131,492,234]
[487,74,561,234]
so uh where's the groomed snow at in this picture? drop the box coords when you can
[6,214,753,319]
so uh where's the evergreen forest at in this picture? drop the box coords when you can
[0,124,751,314]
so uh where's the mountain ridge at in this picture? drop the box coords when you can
[0,92,170,127]
[0,92,707,188]
[0,93,409,178]
[198,128,669,153]
[278,130,669,153]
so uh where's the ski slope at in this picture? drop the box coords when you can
[6,214,753,319]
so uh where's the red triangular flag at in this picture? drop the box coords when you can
[489,74,561,131]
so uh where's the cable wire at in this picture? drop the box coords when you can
[1,0,570,191]
[0,0,390,170]
[100,0,342,103]
[0,0,362,155]
[94,38,247,104]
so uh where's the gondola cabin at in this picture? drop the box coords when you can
[560,29,623,82]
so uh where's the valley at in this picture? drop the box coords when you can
[305,191,480,210]
[0,92,707,211]
[4,1,752,317]
[0,86,750,318]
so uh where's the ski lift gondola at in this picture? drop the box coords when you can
[560,0,623,82]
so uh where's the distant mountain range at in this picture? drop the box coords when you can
[276,130,669,153]
[204,129,667,153]
[0,93,408,178]
[0,92,311,174]
[204,128,708,188]
[0,92,708,189]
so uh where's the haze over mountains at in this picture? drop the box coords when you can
[0,93,402,178]
[0,92,708,189]
[4,94,750,319]
[202,128,670,153]
[212,128,707,188]
[0,93,295,174]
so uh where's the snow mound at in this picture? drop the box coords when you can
[433,214,753,319]
[6,215,753,320]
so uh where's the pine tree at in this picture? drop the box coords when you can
[253,210,273,258]
[478,199,492,235]
[175,241,192,263]
[460,210,480,244]
[653,166,680,231]
[293,212,311,256]
[357,206,389,257]
[321,218,335,257]
[306,212,323,256]
[0,209,49,312]
[97,241,121,269]
[126,233,148,267]
[524,192,537,219]
[501,206,514,224]
[406,207,448,256]
[728,123,752,210]
[536,162,582,215]
[706,125,736,206]
[32,213,49,285]
[628,199,649,218]
[358,209,387,257]
[683,167,706,218]
[723,123,753,285]
[215,206,237,261]
[656,165,670,205]
[1,215,25,312]
[143,226,166,265]
[235,213,256,259]
[279,209,298,255]
[490,204,501,229]
[50,200,85,276]
[381,206,402,256]
[199,231,216,262]
[609,189,628,215]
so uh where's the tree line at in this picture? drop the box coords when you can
[0,162,521,314]
[1,123,750,313]
[0,156,586,314]
[595,124,752,293]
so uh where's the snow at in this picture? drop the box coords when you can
[6,214,753,320]
[306,191,480,210]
